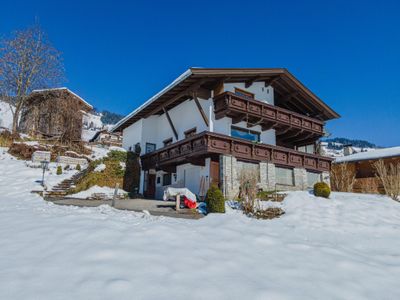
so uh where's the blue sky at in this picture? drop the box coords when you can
[1,0,399,146]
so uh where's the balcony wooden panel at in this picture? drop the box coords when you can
[141,131,332,172]
[214,92,325,139]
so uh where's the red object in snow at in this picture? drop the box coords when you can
[183,196,197,209]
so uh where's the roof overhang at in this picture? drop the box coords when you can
[112,68,340,132]
[29,87,93,111]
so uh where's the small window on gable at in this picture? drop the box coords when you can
[184,127,197,138]
[145,143,156,154]
[163,138,173,147]
[235,88,254,99]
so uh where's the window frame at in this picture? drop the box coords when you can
[231,126,260,142]
[145,143,156,154]
[275,166,295,186]
[162,173,172,186]
[234,87,255,99]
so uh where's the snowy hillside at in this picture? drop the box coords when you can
[81,111,118,141]
[0,100,13,130]
[1,148,400,299]
[321,140,377,158]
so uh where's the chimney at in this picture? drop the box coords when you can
[343,144,354,156]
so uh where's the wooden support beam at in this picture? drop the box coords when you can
[264,76,281,87]
[245,76,262,88]
[280,92,299,103]
[247,117,264,128]
[289,132,317,144]
[192,92,209,127]
[278,129,304,140]
[276,126,292,136]
[163,107,178,140]
[232,113,247,124]
[146,79,207,117]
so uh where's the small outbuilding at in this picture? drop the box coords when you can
[334,146,400,193]
[19,88,93,141]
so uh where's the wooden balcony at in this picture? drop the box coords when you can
[141,131,332,172]
[213,92,325,144]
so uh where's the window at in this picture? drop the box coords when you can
[156,176,161,184]
[307,171,321,187]
[297,144,315,154]
[184,127,197,138]
[163,138,173,147]
[231,126,260,142]
[235,88,254,99]
[145,143,156,154]
[275,167,294,186]
[163,173,172,186]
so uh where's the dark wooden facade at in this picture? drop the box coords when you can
[214,91,324,146]
[334,156,400,194]
[19,88,92,141]
[141,131,332,173]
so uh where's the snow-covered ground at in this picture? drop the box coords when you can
[70,185,128,199]
[1,150,400,299]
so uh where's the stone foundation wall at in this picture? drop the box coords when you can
[220,155,329,198]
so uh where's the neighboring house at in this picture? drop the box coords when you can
[89,129,122,146]
[334,146,400,193]
[112,68,340,199]
[19,88,93,141]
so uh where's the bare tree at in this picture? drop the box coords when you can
[0,25,64,133]
[374,160,400,202]
[330,162,356,192]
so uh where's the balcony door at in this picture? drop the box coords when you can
[145,173,156,198]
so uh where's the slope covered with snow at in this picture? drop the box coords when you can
[1,149,400,299]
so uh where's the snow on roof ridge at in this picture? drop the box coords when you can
[31,87,93,109]
[111,69,193,132]
[335,146,400,163]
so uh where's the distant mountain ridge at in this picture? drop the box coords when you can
[323,137,379,150]
[99,110,124,125]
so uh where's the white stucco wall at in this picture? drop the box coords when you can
[121,81,280,197]
[122,81,277,153]
[122,119,143,150]
[224,82,274,104]
[154,159,211,199]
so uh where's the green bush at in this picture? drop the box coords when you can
[206,185,225,213]
[314,182,331,198]
[56,166,63,175]
[107,150,127,162]
[76,164,81,171]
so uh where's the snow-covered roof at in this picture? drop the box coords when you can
[335,146,400,163]
[31,87,93,110]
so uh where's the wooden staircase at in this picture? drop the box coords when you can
[44,168,90,199]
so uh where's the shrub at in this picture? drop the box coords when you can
[76,164,81,171]
[331,162,356,192]
[206,185,225,213]
[56,165,63,175]
[314,182,331,198]
[374,160,400,202]
[107,150,127,162]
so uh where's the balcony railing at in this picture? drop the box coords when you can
[141,131,332,172]
[213,92,325,137]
